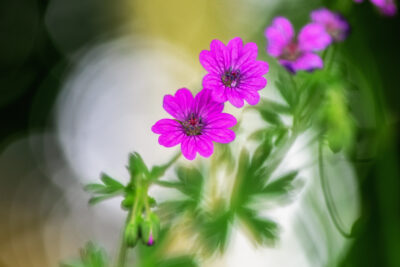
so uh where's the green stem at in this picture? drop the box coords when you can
[318,139,352,238]
[116,208,132,267]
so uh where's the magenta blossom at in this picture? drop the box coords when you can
[355,0,397,16]
[200,37,269,108]
[152,88,237,160]
[265,17,331,73]
[311,8,350,42]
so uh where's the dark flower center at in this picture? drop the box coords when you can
[281,42,301,61]
[221,69,241,88]
[180,114,204,136]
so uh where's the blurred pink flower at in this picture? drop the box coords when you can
[311,8,350,42]
[200,37,269,108]
[355,0,397,16]
[265,17,331,73]
[152,88,236,160]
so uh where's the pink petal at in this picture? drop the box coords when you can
[159,131,184,147]
[163,88,194,120]
[227,88,245,108]
[151,119,180,134]
[227,37,243,69]
[210,39,230,72]
[206,113,237,129]
[181,137,197,160]
[205,128,236,143]
[293,52,324,71]
[211,85,228,103]
[298,23,332,52]
[193,89,224,118]
[199,50,220,73]
[203,73,222,91]
[196,136,214,157]
[232,42,258,70]
[265,17,294,57]
[242,89,261,105]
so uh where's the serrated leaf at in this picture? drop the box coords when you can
[251,139,273,169]
[262,171,298,197]
[84,184,108,193]
[100,173,124,189]
[150,153,180,180]
[61,242,108,267]
[197,207,232,253]
[89,194,120,205]
[259,109,283,126]
[239,208,278,245]
[128,152,150,179]
[158,256,198,267]
[175,166,204,202]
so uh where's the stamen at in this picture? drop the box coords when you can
[179,114,204,136]
[221,69,241,88]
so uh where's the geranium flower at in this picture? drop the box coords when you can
[199,37,269,108]
[265,17,331,73]
[311,8,350,42]
[355,0,397,16]
[152,88,237,160]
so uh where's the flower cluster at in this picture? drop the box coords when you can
[265,8,349,73]
[152,37,269,160]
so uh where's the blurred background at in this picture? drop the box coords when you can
[0,0,399,266]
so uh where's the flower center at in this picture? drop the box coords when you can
[180,114,204,136]
[281,42,301,61]
[221,69,241,88]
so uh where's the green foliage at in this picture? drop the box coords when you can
[61,242,108,267]
[261,171,299,199]
[84,173,125,205]
[238,208,278,246]
[196,203,233,253]
[128,152,150,179]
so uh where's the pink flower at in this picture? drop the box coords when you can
[265,17,331,73]
[311,8,350,42]
[199,37,269,108]
[152,88,237,160]
[355,0,397,16]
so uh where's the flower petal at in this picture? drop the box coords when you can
[293,52,324,72]
[205,128,236,143]
[242,89,261,105]
[210,39,230,72]
[193,89,224,118]
[181,137,197,160]
[151,119,180,134]
[163,88,194,120]
[199,50,220,73]
[265,17,294,57]
[227,88,245,108]
[206,113,237,128]
[196,136,214,158]
[298,23,332,52]
[158,131,184,147]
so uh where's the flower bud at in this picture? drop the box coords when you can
[140,213,160,246]
[124,216,141,247]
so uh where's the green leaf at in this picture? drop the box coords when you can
[261,171,298,198]
[175,166,204,202]
[150,153,180,180]
[197,206,233,253]
[251,138,273,169]
[128,152,150,178]
[239,208,278,245]
[258,109,283,126]
[89,194,120,205]
[248,129,266,142]
[60,242,108,267]
[100,173,124,189]
[158,256,198,267]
